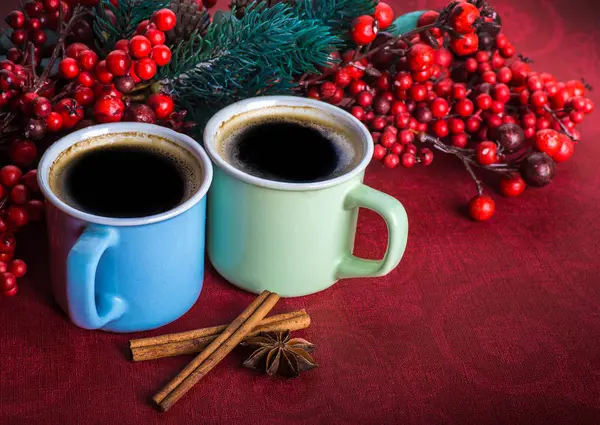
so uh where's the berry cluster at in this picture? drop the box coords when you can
[302,0,594,221]
[56,8,177,125]
[0,166,43,297]
[0,2,191,297]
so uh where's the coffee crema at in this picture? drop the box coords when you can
[216,107,364,183]
[49,132,203,218]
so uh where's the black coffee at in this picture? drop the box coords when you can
[50,136,202,218]
[219,115,360,183]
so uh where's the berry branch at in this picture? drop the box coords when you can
[300,0,594,221]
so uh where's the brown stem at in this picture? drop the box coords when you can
[29,43,38,83]
[544,105,574,139]
[461,157,483,196]
[33,5,88,93]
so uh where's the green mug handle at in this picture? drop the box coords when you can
[336,184,408,279]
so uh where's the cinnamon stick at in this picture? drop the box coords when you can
[130,310,310,362]
[153,290,280,412]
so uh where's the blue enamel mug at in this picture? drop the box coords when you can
[38,123,213,332]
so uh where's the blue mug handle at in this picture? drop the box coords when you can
[67,225,127,329]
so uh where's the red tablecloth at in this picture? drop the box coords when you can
[2,1,600,424]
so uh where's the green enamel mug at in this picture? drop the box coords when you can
[204,96,408,297]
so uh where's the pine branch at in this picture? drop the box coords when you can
[294,0,376,41]
[92,0,170,54]
[161,2,338,122]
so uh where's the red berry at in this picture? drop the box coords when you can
[74,86,95,107]
[535,129,561,156]
[493,84,510,103]
[54,98,84,129]
[383,153,400,169]
[390,142,403,156]
[9,140,37,168]
[319,81,337,99]
[135,58,157,80]
[32,96,51,118]
[349,80,367,96]
[351,15,377,45]
[431,120,449,137]
[66,43,89,59]
[46,111,63,132]
[530,90,549,108]
[401,153,416,168]
[2,285,18,297]
[59,58,79,79]
[351,105,365,121]
[356,90,373,107]
[450,33,479,56]
[95,60,113,84]
[373,2,394,29]
[115,39,130,53]
[32,29,47,46]
[395,113,411,129]
[394,72,412,91]
[450,2,480,34]
[419,148,434,166]
[306,86,320,100]
[145,28,166,46]
[43,0,60,11]
[22,170,39,192]
[7,205,29,227]
[0,234,16,253]
[10,184,29,205]
[370,116,386,131]
[409,84,427,102]
[106,50,131,77]
[149,44,171,67]
[465,116,481,133]
[129,35,152,58]
[373,144,387,160]
[76,71,94,87]
[0,272,17,292]
[136,19,150,35]
[380,131,396,148]
[476,141,498,165]
[11,29,27,46]
[93,96,125,123]
[152,9,177,32]
[452,133,468,148]
[469,195,495,221]
[8,260,27,278]
[452,83,467,99]
[398,129,414,145]
[448,118,465,135]
[6,11,25,29]
[454,99,474,117]
[584,99,595,114]
[329,88,344,105]
[499,175,526,197]
[464,57,478,73]
[0,262,6,273]
[147,93,174,120]
[500,44,515,58]
[26,199,45,221]
[552,135,574,163]
[430,98,449,118]
[0,165,22,188]
[408,43,435,72]
[497,67,512,84]
[411,67,432,83]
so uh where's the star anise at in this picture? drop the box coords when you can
[242,331,317,378]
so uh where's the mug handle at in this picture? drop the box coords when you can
[67,225,127,330]
[336,184,408,279]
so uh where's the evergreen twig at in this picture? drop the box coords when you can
[92,0,169,54]
[161,2,339,123]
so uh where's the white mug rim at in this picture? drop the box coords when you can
[203,96,373,191]
[38,122,213,227]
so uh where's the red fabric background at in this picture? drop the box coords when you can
[2,1,600,424]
